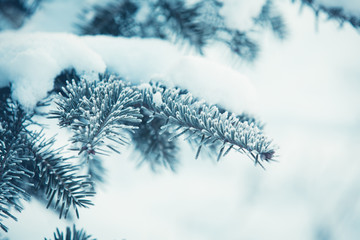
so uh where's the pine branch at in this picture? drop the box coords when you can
[45,225,95,240]
[0,92,32,232]
[0,132,32,232]
[52,76,277,169]
[1,86,95,226]
[141,83,276,167]
[49,78,93,127]
[69,77,142,156]
[0,83,96,232]
[27,131,95,219]
[51,75,143,182]
[131,108,179,171]
[52,69,81,95]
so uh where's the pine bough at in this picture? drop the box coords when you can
[51,75,276,175]
[0,90,94,232]
[0,73,276,233]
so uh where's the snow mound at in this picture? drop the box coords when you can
[82,35,181,83]
[166,56,258,113]
[0,32,257,113]
[0,32,106,108]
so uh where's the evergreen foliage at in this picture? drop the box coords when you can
[27,132,95,219]
[0,89,31,232]
[141,82,275,167]
[0,1,287,236]
[295,0,360,29]
[0,87,95,232]
[77,0,287,61]
[50,75,276,177]
[45,225,95,240]
[131,109,179,171]
[1,0,359,238]
[50,75,143,182]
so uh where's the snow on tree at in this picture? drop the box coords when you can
[0,0,359,239]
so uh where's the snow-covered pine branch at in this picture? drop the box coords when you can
[51,75,276,174]
[0,89,95,232]
[51,75,143,181]
[142,83,276,167]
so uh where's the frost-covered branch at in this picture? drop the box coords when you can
[141,83,276,167]
[51,75,143,181]
[52,75,276,172]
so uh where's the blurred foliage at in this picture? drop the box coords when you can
[0,0,43,30]
[45,225,95,240]
[295,0,360,29]
[77,0,287,61]
[131,108,179,172]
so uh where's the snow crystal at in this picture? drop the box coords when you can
[136,83,151,90]
[152,92,163,107]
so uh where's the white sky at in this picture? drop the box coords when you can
[2,0,360,239]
